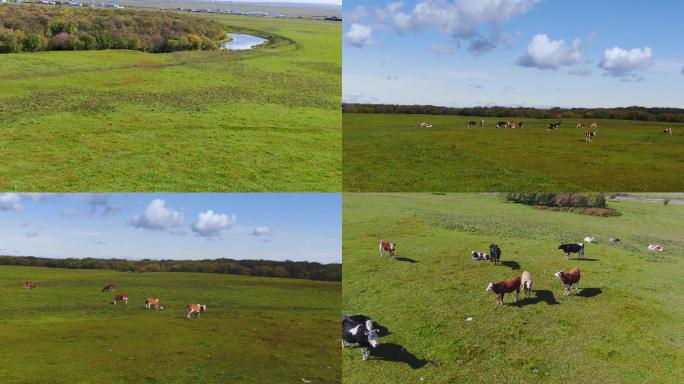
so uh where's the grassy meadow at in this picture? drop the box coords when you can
[343,113,684,191]
[342,193,683,383]
[0,266,340,384]
[0,11,340,191]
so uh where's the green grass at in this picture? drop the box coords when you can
[342,193,683,383]
[343,113,684,191]
[0,13,340,191]
[0,266,340,383]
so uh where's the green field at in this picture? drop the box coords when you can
[0,266,340,383]
[342,193,683,383]
[0,11,340,191]
[343,113,684,191]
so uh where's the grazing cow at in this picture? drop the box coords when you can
[489,243,501,266]
[648,244,664,252]
[342,316,379,361]
[576,122,586,129]
[517,122,524,128]
[466,120,477,127]
[379,240,396,259]
[585,130,597,142]
[554,268,581,296]
[590,122,598,129]
[101,282,115,292]
[547,122,561,131]
[145,298,165,310]
[521,271,533,298]
[112,294,129,305]
[471,251,489,261]
[485,276,521,304]
[663,128,673,135]
[23,281,36,290]
[496,121,507,128]
[583,236,597,244]
[507,121,515,128]
[559,243,584,259]
[609,238,620,244]
[187,304,207,319]
[419,121,432,128]
[480,120,486,127]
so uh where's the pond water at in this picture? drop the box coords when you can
[221,33,267,50]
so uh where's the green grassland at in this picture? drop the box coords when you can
[0,266,340,383]
[342,193,683,383]
[343,113,684,191]
[0,11,340,191]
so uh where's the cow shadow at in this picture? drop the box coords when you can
[395,256,418,263]
[575,258,599,262]
[578,288,602,298]
[371,343,428,369]
[515,289,560,306]
[500,260,520,270]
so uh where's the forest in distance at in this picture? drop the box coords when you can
[0,256,342,281]
[343,104,684,123]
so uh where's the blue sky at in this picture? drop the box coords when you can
[343,0,684,108]
[0,193,341,263]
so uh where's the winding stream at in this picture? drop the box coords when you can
[221,33,267,50]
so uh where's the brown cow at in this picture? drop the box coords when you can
[379,240,396,259]
[101,282,115,292]
[663,128,673,135]
[112,294,129,305]
[590,122,598,129]
[554,268,581,296]
[145,298,164,310]
[585,130,596,142]
[186,304,207,319]
[23,281,36,290]
[485,276,521,304]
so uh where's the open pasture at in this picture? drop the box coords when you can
[343,113,684,191]
[0,266,340,383]
[342,193,683,383]
[0,11,341,191]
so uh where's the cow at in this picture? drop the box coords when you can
[342,316,379,361]
[112,294,129,305]
[419,121,432,128]
[471,251,489,260]
[479,120,486,127]
[496,121,507,128]
[507,121,516,128]
[187,304,207,319]
[23,281,36,290]
[466,120,477,127]
[485,276,521,304]
[558,243,584,259]
[585,130,596,142]
[379,240,396,259]
[101,282,115,292]
[145,298,165,310]
[554,268,581,296]
[583,236,597,244]
[576,122,586,129]
[609,238,620,244]
[517,122,524,128]
[521,271,533,298]
[590,122,598,129]
[489,243,501,266]
[547,122,561,131]
[663,128,673,135]
[648,244,664,252]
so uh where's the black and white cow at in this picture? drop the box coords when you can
[496,121,507,128]
[489,243,501,266]
[558,243,584,259]
[466,120,477,127]
[342,316,379,360]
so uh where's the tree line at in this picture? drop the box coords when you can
[0,256,341,281]
[343,104,684,123]
[0,5,226,53]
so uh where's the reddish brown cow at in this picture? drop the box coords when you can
[145,298,164,310]
[379,240,396,259]
[23,281,36,290]
[101,282,115,292]
[485,276,521,304]
[663,128,673,135]
[554,268,581,296]
[187,304,207,319]
[112,294,129,305]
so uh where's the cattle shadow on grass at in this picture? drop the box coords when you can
[395,256,418,263]
[578,288,602,298]
[500,260,520,270]
[575,258,599,262]
[371,343,427,369]
[515,289,560,306]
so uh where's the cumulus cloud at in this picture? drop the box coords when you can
[568,69,593,76]
[347,5,368,22]
[86,194,120,215]
[516,34,583,70]
[598,46,654,78]
[252,226,273,236]
[0,193,23,211]
[345,23,374,47]
[191,210,237,237]
[130,199,184,232]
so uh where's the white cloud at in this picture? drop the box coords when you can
[130,199,184,232]
[192,210,237,237]
[252,226,273,236]
[598,46,654,78]
[86,194,120,215]
[346,5,368,22]
[0,193,23,211]
[430,42,458,54]
[516,34,583,70]
[26,232,38,238]
[345,23,374,47]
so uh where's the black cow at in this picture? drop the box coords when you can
[496,121,507,128]
[342,316,379,361]
[489,243,501,265]
[558,243,584,259]
[466,120,477,127]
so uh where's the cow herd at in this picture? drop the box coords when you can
[21,280,206,319]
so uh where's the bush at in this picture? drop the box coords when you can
[506,192,611,210]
